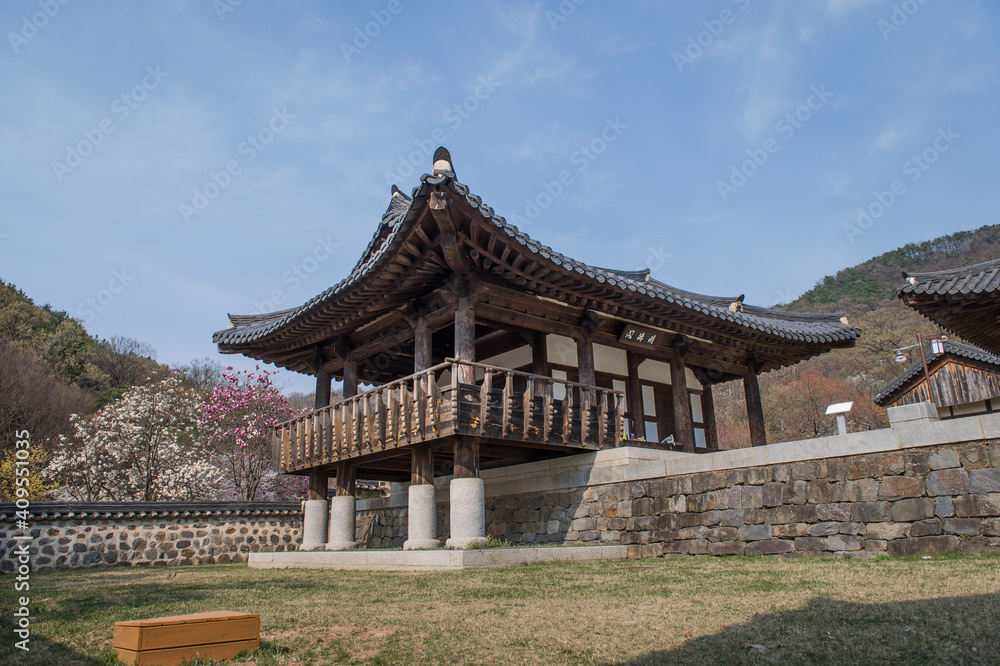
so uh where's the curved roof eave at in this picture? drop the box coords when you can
[215,170,860,351]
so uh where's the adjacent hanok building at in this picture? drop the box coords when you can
[874,339,1000,419]
[213,148,860,551]
[898,258,1000,356]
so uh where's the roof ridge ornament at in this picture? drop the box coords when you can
[433,146,453,175]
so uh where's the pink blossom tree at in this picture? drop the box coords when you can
[201,366,306,501]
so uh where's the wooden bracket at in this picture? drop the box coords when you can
[430,191,471,275]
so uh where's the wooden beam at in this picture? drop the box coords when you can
[744,367,767,448]
[671,349,694,452]
[314,348,332,409]
[343,351,358,399]
[430,191,471,275]
[307,470,328,501]
[626,351,645,440]
[414,316,432,372]
[702,384,719,450]
[410,443,434,485]
[334,461,356,496]
[453,437,479,478]
[577,334,596,388]
[454,292,476,384]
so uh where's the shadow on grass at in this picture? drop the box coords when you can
[615,593,1000,665]
[0,634,113,666]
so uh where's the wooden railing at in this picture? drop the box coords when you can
[272,359,625,473]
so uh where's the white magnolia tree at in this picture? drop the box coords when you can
[52,377,221,501]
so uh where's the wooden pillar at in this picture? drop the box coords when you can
[334,461,356,496]
[576,335,596,387]
[702,384,719,450]
[453,437,479,478]
[626,351,645,440]
[454,294,475,385]
[411,443,434,486]
[744,369,767,448]
[307,470,328,501]
[315,366,331,409]
[531,332,548,396]
[342,353,358,399]
[414,317,432,373]
[671,352,694,452]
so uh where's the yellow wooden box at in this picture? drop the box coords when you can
[112,611,260,666]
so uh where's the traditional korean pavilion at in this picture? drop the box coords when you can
[213,148,860,550]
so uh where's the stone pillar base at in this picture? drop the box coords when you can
[301,499,328,550]
[445,477,487,550]
[325,495,357,550]
[404,483,441,550]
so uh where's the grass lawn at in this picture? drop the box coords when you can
[2,554,999,665]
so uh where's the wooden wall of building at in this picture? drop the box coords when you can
[891,359,1000,409]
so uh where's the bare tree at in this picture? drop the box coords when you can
[0,340,93,456]
[90,336,160,387]
[173,356,226,396]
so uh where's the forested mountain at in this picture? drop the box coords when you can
[0,280,203,458]
[780,224,1000,314]
[714,223,1000,448]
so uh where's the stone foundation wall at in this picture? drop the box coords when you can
[0,503,302,571]
[361,439,1000,557]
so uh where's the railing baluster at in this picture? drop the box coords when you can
[281,426,290,472]
[522,379,532,439]
[580,387,591,445]
[377,393,387,449]
[615,393,624,444]
[501,371,512,436]
[431,374,442,436]
[478,369,492,435]
[598,391,608,447]
[334,404,344,460]
[388,387,398,445]
[415,376,425,441]
[561,386,573,445]
[543,380,554,442]
[296,419,304,468]
[399,384,413,444]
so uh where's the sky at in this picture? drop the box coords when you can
[1,0,997,395]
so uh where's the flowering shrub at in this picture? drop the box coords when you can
[51,377,219,500]
[201,366,306,501]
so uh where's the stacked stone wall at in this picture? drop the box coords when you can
[362,440,1000,557]
[0,504,301,571]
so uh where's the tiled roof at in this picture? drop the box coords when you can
[874,340,1000,405]
[900,258,1000,296]
[214,161,860,354]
